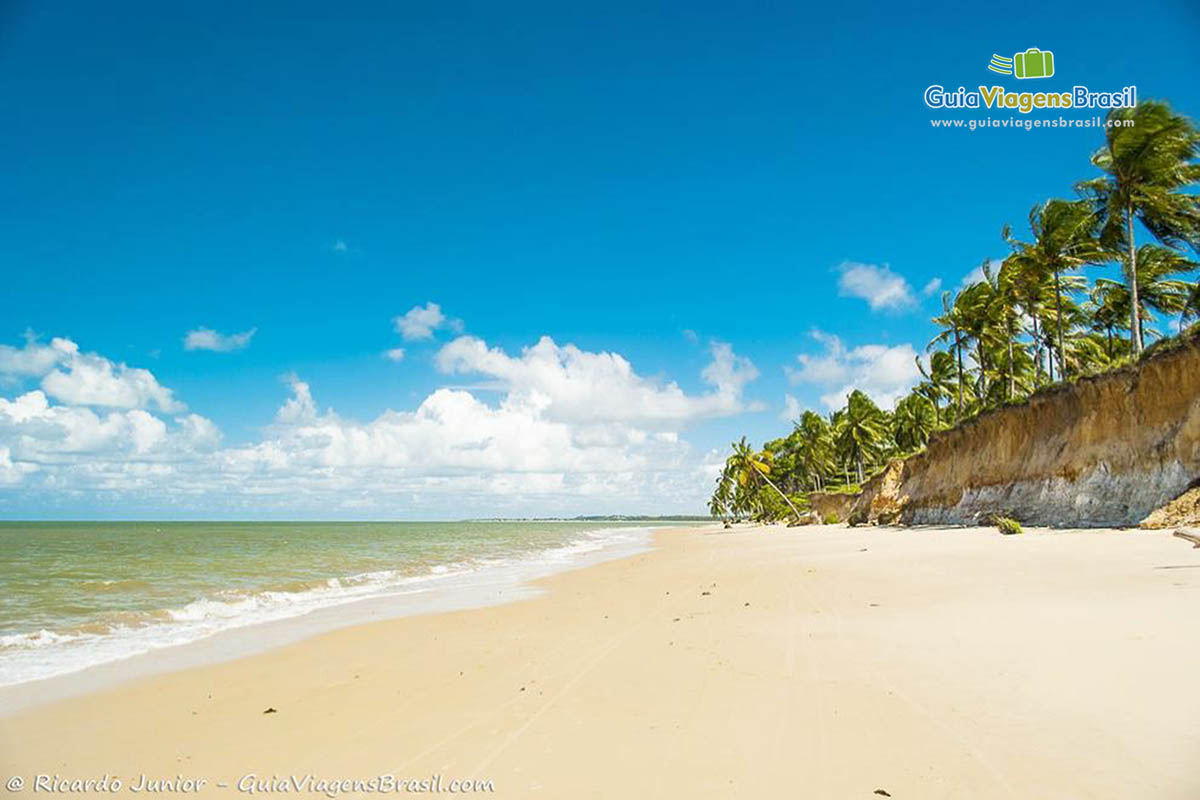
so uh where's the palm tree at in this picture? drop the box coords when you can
[726,437,802,521]
[1085,280,1130,360]
[791,411,834,491]
[929,291,969,416]
[833,390,887,484]
[1005,199,1106,379]
[892,393,936,452]
[1092,244,1196,344]
[1183,281,1200,330]
[915,350,956,426]
[1077,100,1200,354]
[1005,251,1058,387]
[956,278,996,401]
[709,470,734,521]
[979,258,1024,400]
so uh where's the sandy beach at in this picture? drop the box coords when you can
[3,524,1198,799]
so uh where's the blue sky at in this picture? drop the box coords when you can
[2,0,1198,518]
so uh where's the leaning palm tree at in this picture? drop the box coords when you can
[1077,100,1200,354]
[726,437,802,522]
[1005,199,1106,379]
[708,470,733,521]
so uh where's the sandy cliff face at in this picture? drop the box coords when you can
[807,491,855,521]
[850,333,1200,528]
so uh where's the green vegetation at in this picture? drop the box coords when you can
[710,101,1200,523]
[994,517,1024,536]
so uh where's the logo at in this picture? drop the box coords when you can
[923,44,1134,116]
[987,48,1055,79]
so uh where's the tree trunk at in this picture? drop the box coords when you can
[1006,322,1015,400]
[953,327,964,415]
[1127,206,1143,355]
[758,469,802,521]
[855,455,864,485]
[976,343,987,399]
[1031,313,1043,386]
[1053,267,1067,379]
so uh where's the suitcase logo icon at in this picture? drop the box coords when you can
[987,48,1055,79]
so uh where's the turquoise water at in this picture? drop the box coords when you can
[0,521,663,686]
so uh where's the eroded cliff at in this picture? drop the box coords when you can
[849,330,1200,528]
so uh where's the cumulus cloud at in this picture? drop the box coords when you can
[42,350,184,413]
[780,394,805,422]
[922,277,943,296]
[786,330,921,410]
[0,333,750,515]
[0,333,69,377]
[836,262,917,311]
[383,348,406,362]
[0,390,215,462]
[435,335,759,427]
[183,327,256,352]
[394,302,462,341]
[0,336,183,413]
[275,374,318,424]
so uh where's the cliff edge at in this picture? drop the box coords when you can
[849,329,1200,528]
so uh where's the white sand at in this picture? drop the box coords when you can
[2,524,1198,799]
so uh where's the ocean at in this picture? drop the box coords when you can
[0,520,669,688]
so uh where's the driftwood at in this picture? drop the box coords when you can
[1173,529,1200,548]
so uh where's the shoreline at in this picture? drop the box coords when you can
[0,524,662,714]
[3,524,1199,798]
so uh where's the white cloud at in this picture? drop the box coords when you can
[836,262,917,311]
[0,334,746,515]
[922,277,943,296]
[41,350,184,413]
[394,302,458,341]
[275,374,317,424]
[0,390,212,461]
[780,394,804,422]
[0,336,184,413]
[956,260,1001,292]
[183,327,256,352]
[0,445,38,486]
[786,330,920,410]
[383,348,406,362]
[0,333,69,377]
[436,335,759,427]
